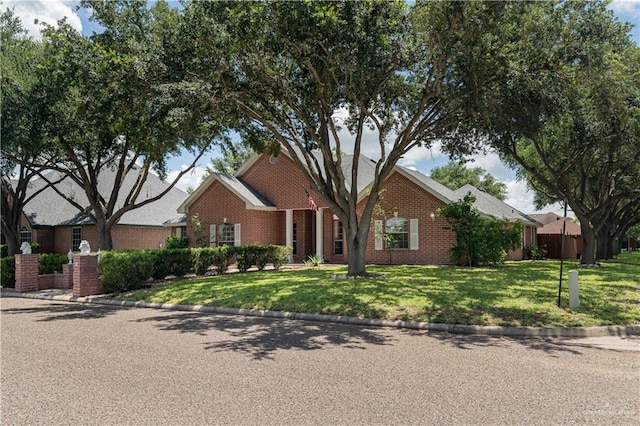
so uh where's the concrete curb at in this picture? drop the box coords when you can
[2,290,639,338]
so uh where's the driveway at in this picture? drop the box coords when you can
[2,297,638,425]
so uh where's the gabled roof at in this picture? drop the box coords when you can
[177,173,275,213]
[194,149,538,226]
[530,213,580,235]
[19,167,188,227]
[454,184,540,226]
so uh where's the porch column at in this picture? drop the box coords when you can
[315,208,324,259]
[285,209,293,263]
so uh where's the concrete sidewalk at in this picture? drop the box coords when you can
[1,288,639,352]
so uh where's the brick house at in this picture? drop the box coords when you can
[5,167,188,254]
[179,151,539,264]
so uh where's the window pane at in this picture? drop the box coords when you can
[72,227,82,251]
[385,218,408,249]
[218,224,235,246]
[333,221,343,255]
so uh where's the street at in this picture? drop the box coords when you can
[1,297,638,425]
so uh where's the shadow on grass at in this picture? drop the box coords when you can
[0,301,127,321]
[132,311,396,360]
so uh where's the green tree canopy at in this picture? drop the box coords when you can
[183,0,515,275]
[430,161,507,200]
[2,0,230,250]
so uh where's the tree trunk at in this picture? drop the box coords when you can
[345,225,369,276]
[96,220,114,251]
[3,229,19,256]
[578,216,596,265]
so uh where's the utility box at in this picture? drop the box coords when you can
[568,270,580,310]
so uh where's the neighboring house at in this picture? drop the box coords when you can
[530,213,582,259]
[5,167,188,254]
[178,151,539,265]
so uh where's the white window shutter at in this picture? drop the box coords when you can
[176,227,182,239]
[410,219,419,250]
[374,220,383,250]
[234,223,241,246]
[209,224,216,247]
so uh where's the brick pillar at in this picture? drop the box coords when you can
[15,254,39,292]
[73,255,103,297]
[61,264,74,289]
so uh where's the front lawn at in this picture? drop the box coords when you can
[114,251,640,327]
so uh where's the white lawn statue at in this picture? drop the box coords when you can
[79,240,91,255]
[20,242,32,255]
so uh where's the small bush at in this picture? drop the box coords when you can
[268,245,291,270]
[526,245,547,260]
[235,246,256,272]
[192,247,220,275]
[99,251,154,292]
[165,236,189,249]
[38,253,68,275]
[0,244,7,258]
[305,254,324,267]
[1,257,15,287]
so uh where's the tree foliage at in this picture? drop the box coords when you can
[203,140,253,180]
[2,0,229,250]
[184,0,511,275]
[430,161,507,200]
[438,194,522,266]
[464,0,640,264]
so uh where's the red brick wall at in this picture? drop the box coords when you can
[112,226,170,251]
[241,154,326,210]
[51,225,170,253]
[361,172,456,265]
[186,179,282,247]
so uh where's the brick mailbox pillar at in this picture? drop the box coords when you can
[15,254,39,292]
[72,255,103,297]
[61,264,74,289]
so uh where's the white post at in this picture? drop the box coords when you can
[568,270,580,310]
[285,209,293,263]
[315,208,324,259]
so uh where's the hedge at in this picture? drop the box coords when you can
[1,257,15,287]
[98,245,291,292]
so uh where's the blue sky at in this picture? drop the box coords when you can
[6,0,640,214]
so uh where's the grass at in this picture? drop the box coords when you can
[114,251,640,327]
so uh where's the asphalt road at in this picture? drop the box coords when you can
[1,297,638,425]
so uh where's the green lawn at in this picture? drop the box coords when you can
[115,251,640,327]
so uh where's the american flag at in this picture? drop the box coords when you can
[303,187,318,212]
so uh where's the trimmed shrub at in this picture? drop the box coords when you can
[235,245,257,272]
[163,249,193,276]
[269,245,291,270]
[99,251,154,292]
[165,236,189,249]
[1,257,15,287]
[38,253,68,275]
[192,247,217,275]
[254,246,271,270]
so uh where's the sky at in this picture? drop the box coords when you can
[5,0,640,216]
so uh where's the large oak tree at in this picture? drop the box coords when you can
[184,0,509,275]
[2,0,230,251]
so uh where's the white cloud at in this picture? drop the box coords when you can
[5,0,82,40]
[166,166,208,193]
[607,0,640,17]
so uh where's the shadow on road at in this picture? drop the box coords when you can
[409,330,588,356]
[133,311,396,360]
[1,301,128,321]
